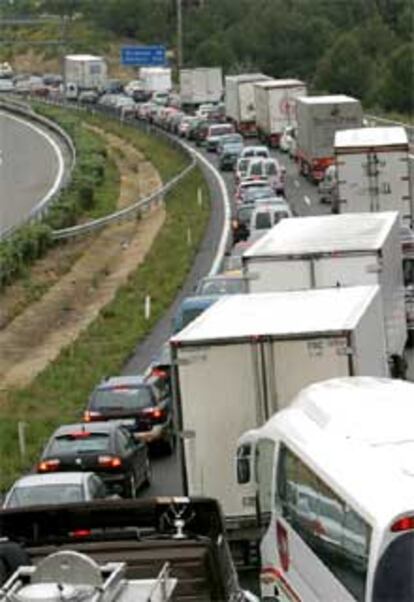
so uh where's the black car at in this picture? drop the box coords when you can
[232,203,255,244]
[84,375,174,454]
[37,422,150,498]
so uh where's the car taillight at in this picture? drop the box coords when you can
[83,410,101,422]
[70,529,92,539]
[38,459,61,472]
[391,516,414,532]
[141,407,166,420]
[151,367,168,379]
[98,455,122,468]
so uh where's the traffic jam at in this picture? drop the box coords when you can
[1,59,414,601]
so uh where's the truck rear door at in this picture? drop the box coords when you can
[263,336,351,411]
[176,343,260,519]
[314,254,379,288]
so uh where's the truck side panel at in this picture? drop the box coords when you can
[267,337,351,411]
[352,289,389,375]
[176,344,259,518]
[246,259,311,293]
[268,86,307,134]
[225,78,239,122]
[337,149,412,224]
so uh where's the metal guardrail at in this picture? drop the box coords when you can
[25,97,196,240]
[0,97,76,240]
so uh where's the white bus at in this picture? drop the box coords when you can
[236,377,414,601]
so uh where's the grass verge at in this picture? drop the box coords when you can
[0,164,210,489]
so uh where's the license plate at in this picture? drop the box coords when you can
[115,419,136,427]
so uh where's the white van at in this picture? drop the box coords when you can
[237,377,414,601]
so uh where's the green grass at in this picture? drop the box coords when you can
[0,164,210,489]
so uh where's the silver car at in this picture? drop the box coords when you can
[3,472,108,508]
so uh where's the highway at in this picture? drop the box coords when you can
[0,110,64,236]
[127,134,328,500]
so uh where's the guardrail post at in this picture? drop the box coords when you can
[197,187,203,208]
[145,295,151,320]
[18,421,27,460]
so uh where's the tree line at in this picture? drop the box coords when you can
[4,0,413,114]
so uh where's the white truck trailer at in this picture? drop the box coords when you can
[170,286,388,532]
[254,79,307,147]
[242,212,407,375]
[225,73,271,136]
[334,126,413,226]
[296,95,363,182]
[139,67,172,94]
[179,67,223,108]
[64,54,107,99]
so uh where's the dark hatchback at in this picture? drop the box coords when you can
[84,375,174,454]
[37,422,150,498]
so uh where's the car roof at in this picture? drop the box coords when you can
[181,294,221,309]
[97,375,146,389]
[52,422,117,436]
[11,472,94,488]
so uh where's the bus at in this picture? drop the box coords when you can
[236,377,414,601]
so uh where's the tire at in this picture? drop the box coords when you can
[163,431,175,456]
[124,473,137,498]
[143,458,152,488]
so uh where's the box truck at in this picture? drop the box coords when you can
[333,126,413,227]
[139,67,172,94]
[242,212,407,375]
[179,67,223,107]
[225,73,271,136]
[64,54,107,99]
[296,95,363,182]
[170,286,388,536]
[254,79,307,147]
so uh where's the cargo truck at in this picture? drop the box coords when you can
[139,67,172,94]
[296,95,363,182]
[64,54,107,100]
[170,286,388,540]
[254,79,307,147]
[179,67,223,108]
[225,73,271,136]
[333,126,413,227]
[242,212,407,376]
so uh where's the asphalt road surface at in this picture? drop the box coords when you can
[126,135,327,501]
[0,110,63,236]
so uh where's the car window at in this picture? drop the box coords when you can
[274,211,289,223]
[6,484,83,508]
[265,162,278,176]
[255,212,272,230]
[88,475,107,499]
[250,162,264,176]
[49,432,110,454]
[117,429,135,454]
[152,377,170,400]
[91,386,153,410]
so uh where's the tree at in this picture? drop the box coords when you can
[313,31,374,100]
[377,43,414,113]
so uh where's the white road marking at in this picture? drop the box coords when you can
[294,179,300,188]
[180,139,231,277]
[0,110,65,211]
[304,195,311,207]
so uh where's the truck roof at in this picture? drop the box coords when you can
[254,78,305,89]
[243,211,399,258]
[298,94,358,104]
[171,286,379,343]
[335,126,408,149]
[259,377,414,521]
[225,73,269,83]
[65,54,104,61]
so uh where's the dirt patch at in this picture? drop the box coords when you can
[0,128,164,391]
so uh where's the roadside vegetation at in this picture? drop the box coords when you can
[0,109,210,490]
[1,0,412,116]
[0,109,119,292]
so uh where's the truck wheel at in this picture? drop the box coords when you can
[163,432,175,455]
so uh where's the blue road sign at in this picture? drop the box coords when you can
[121,45,166,67]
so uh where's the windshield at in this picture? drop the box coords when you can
[250,162,264,176]
[91,386,152,410]
[6,484,84,508]
[245,187,274,201]
[255,212,272,230]
[209,126,232,136]
[49,433,110,454]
